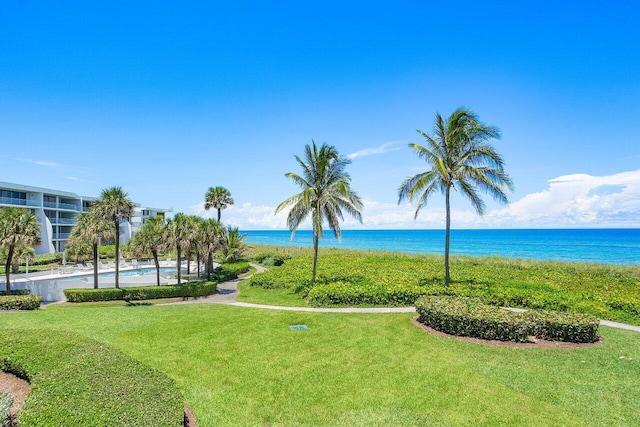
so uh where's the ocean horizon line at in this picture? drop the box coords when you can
[242,229,640,265]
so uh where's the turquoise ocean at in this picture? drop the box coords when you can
[243,229,640,265]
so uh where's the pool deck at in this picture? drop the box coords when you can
[2,260,202,301]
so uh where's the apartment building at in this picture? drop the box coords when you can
[0,181,171,254]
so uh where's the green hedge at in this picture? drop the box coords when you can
[30,252,63,266]
[212,261,250,281]
[307,282,428,307]
[0,295,42,310]
[415,296,599,344]
[527,309,601,343]
[64,281,218,303]
[0,329,184,426]
[0,289,30,296]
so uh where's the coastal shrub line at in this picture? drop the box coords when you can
[0,329,184,426]
[64,281,218,303]
[0,295,42,310]
[415,296,599,343]
[245,245,640,324]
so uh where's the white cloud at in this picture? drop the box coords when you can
[486,170,640,227]
[189,170,640,229]
[189,202,290,230]
[348,142,401,160]
[16,158,63,168]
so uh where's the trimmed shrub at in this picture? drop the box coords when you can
[416,296,533,342]
[0,295,42,310]
[0,329,184,426]
[64,288,124,303]
[64,281,218,303]
[307,282,428,307]
[527,309,599,343]
[212,261,250,281]
[415,296,599,344]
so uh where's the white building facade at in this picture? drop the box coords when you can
[0,181,171,254]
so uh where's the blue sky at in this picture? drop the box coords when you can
[1,1,639,229]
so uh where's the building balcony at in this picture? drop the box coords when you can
[43,201,80,211]
[50,218,76,225]
[0,197,40,208]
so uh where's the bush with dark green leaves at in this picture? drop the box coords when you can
[527,309,600,343]
[415,296,599,343]
[0,329,184,426]
[64,281,218,303]
[212,261,250,281]
[0,295,42,310]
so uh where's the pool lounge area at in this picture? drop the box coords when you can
[4,260,196,302]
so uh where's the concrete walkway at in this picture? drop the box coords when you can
[165,264,640,333]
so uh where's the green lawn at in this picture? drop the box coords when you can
[2,303,639,426]
[237,278,310,306]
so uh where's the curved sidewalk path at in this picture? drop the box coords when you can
[172,264,640,332]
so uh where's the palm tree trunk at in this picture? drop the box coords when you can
[114,218,120,289]
[93,243,99,289]
[153,250,160,286]
[444,186,451,285]
[4,245,14,295]
[196,253,201,278]
[312,232,319,283]
[207,253,212,281]
[217,209,221,222]
[176,247,182,285]
[186,249,191,275]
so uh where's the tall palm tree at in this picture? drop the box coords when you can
[398,108,513,285]
[0,207,41,294]
[163,213,191,285]
[198,218,224,281]
[204,186,234,221]
[94,187,135,288]
[184,215,202,275]
[129,216,165,286]
[68,210,113,289]
[276,141,363,283]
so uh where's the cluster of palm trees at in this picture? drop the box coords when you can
[278,107,513,285]
[2,107,510,293]
[68,186,246,290]
[0,207,41,294]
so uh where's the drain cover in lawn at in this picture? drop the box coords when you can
[289,324,308,330]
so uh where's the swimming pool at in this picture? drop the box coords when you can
[13,267,185,301]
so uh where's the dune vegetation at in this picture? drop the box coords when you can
[244,245,640,325]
